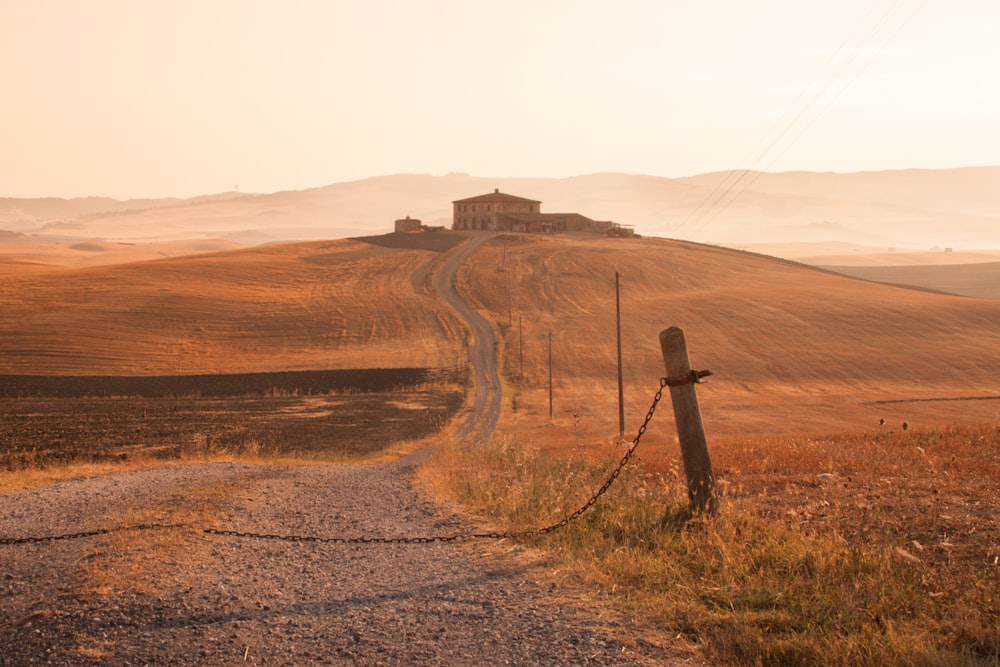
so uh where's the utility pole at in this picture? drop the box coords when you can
[548,332,553,420]
[519,314,523,379]
[507,269,512,327]
[616,272,624,438]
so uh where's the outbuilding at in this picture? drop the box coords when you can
[394,216,423,233]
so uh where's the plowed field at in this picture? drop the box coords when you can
[0,367,467,468]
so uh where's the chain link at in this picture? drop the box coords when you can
[0,523,188,546]
[3,380,670,547]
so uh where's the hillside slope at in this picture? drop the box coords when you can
[458,234,1000,440]
[0,234,469,376]
[2,231,998,441]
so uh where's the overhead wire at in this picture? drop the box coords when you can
[671,0,926,237]
[695,0,930,231]
[755,0,930,175]
[671,0,889,233]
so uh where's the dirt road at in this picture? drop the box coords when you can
[0,233,670,665]
[1,462,658,665]
[432,232,501,446]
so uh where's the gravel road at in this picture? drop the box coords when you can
[433,232,501,446]
[0,460,666,665]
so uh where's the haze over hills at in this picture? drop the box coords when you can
[2,168,998,260]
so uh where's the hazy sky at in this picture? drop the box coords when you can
[2,0,997,199]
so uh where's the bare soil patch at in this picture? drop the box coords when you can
[0,367,464,398]
[0,369,467,469]
[0,392,463,469]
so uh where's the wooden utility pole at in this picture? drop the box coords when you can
[548,332,553,419]
[519,314,523,379]
[659,326,718,515]
[506,269,512,327]
[615,272,624,437]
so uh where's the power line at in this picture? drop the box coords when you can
[672,0,890,233]
[691,0,929,232]
[671,0,925,237]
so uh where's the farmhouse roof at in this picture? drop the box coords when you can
[452,188,541,205]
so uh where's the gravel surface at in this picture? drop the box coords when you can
[0,459,673,666]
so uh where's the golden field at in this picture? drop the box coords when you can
[0,234,469,375]
[457,233,1000,445]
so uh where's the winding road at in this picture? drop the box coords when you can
[432,232,502,446]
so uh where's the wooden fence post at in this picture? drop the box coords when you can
[659,326,719,515]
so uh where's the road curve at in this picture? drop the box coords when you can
[432,232,501,445]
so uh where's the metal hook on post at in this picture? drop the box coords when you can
[664,369,713,387]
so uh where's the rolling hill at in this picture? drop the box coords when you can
[2,168,998,253]
[0,234,469,376]
[2,231,998,444]
[816,261,1000,300]
[459,233,1000,440]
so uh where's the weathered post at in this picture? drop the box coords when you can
[616,272,625,438]
[659,326,719,515]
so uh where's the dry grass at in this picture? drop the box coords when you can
[423,233,1000,664]
[0,416,453,496]
[422,424,1000,665]
[0,444,274,497]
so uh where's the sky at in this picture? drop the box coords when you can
[2,0,998,199]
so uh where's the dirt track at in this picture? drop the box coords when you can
[0,462,658,665]
[433,232,502,446]
[0,234,668,666]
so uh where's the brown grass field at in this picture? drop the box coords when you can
[0,234,469,375]
[2,230,999,663]
[456,233,1000,445]
[437,232,1000,664]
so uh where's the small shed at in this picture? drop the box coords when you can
[394,216,422,233]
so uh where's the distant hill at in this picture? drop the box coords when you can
[676,167,1000,248]
[819,261,1000,300]
[2,168,998,249]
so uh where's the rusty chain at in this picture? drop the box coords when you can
[3,377,679,547]
[0,523,189,546]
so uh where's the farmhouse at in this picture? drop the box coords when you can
[451,189,610,234]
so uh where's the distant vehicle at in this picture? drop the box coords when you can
[606,222,636,238]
